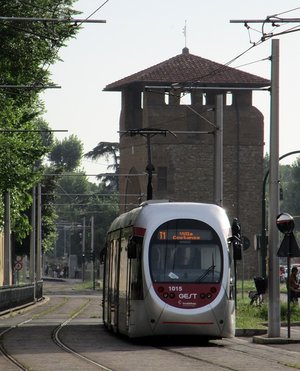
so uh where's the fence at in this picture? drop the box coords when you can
[0,281,43,313]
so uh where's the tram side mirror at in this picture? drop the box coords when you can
[276,212,295,234]
[128,237,137,259]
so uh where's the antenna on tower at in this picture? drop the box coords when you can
[183,20,187,48]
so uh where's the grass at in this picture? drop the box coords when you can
[236,280,300,329]
[73,280,101,290]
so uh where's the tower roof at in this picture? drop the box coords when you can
[104,48,270,91]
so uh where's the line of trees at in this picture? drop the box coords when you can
[0,1,120,266]
[0,1,79,253]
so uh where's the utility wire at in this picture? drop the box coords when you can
[269,6,300,18]
[233,56,270,70]
[76,0,110,27]
[171,7,300,92]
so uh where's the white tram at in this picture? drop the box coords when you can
[103,201,235,338]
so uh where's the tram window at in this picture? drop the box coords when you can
[149,219,223,283]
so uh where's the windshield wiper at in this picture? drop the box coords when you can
[195,265,215,282]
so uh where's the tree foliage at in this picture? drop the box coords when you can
[54,175,119,264]
[0,1,79,96]
[49,135,83,171]
[0,0,80,244]
[0,1,120,262]
[85,141,120,190]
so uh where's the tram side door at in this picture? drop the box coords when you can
[107,236,121,330]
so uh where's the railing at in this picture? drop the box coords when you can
[0,281,43,313]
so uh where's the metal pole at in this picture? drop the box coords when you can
[0,16,106,23]
[91,216,95,290]
[30,187,36,298]
[287,239,291,338]
[36,183,42,281]
[214,94,223,206]
[146,134,154,200]
[3,191,12,286]
[268,39,281,338]
[82,217,86,282]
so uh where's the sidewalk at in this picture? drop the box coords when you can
[252,325,300,344]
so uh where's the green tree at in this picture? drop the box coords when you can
[85,142,120,190]
[41,135,83,253]
[49,135,83,171]
[0,101,47,239]
[0,1,79,99]
[0,0,80,248]
[53,175,119,265]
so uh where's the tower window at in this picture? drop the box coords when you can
[180,92,191,105]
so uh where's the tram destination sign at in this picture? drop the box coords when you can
[158,229,213,241]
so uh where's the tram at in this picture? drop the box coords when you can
[102,201,235,338]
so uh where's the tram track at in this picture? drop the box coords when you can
[0,326,27,370]
[150,336,300,371]
[153,345,237,371]
[51,299,112,371]
[0,295,112,371]
[2,284,300,371]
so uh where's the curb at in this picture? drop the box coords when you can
[235,328,267,337]
[253,334,300,344]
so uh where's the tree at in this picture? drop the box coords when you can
[0,0,80,247]
[85,142,120,190]
[53,175,119,265]
[0,1,79,101]
[49,135,83,171]
[40,134,83,253]
[0,101,47,240]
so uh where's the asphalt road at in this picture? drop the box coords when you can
[0,279,300,370]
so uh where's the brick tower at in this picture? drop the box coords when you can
[104,48,270,278]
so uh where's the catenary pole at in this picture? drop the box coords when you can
[36,184,42,282]
[268,39,280,338]
[3,191,12,286]
[214,94,223,206]
[30,187,36,299]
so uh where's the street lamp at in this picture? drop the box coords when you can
[261,150,300,278]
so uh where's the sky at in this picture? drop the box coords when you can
[42,1,300,178]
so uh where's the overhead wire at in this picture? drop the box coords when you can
[175,6,300,92]
[233,56,271,70]
[75,0,110,27]
[269,6,300,17]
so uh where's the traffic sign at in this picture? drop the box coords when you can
[14,262,23,271]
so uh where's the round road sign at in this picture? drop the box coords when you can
[14,262,23,271]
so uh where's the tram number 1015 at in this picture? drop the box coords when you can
[168,286,183,292]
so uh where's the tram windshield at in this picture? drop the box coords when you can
[149,219,222,283]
